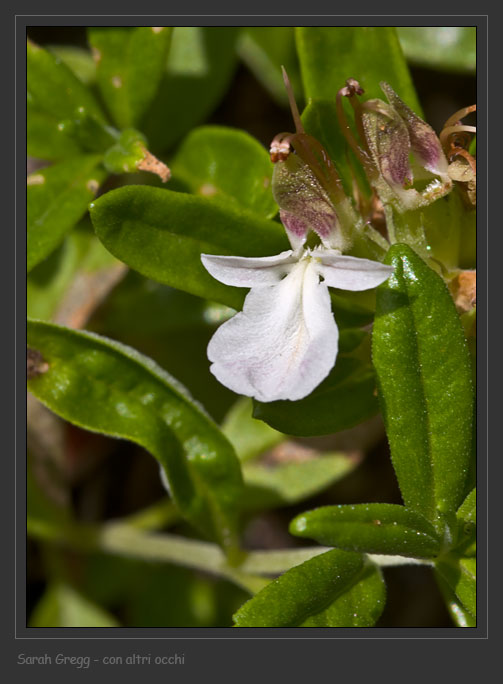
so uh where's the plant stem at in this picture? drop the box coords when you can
[27,518,433,593]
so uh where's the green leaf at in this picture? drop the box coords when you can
[142,27,239,151]
[253,357,378,437]
[27,39,106,159]
[88,27,173,129]
[26,320,243,552]
[171,126,278,218]
[242,450,359,510]
[29,582,120,627]
[301,563,385,627]
[222,398,285,463]
[237,27,302,106]
[435,571,476,627]
[457,488,476,525]
[296,27,421,112]
[436,556,476,619]
[290,503,441,558]
[103,128,147,175]
[27,156,106,272]
[397,27,476,74]
[48,45,97,84]
[372,244,474,521]
[233,548,365,627]
[27,221,122,322]
[90,185,289,309]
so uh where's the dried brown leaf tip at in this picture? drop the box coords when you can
[27,347,49,379]
[136,148,171,183]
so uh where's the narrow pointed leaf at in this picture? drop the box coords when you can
[290,503,441,558]
[372,244,474,521]
[27,156,105,272]
[233,549,364,627]
[27,39,106,159]
[253,358,378,437]
[171,126,278,218]
[90,185,289,309]
[27,320,243,552]
[88,27,173,128]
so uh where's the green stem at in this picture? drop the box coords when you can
[27,518,433,593]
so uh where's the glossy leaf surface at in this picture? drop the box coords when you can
[372,245,474,521]
[253,358,378,437]
[88,27,173,128]
[233,549,364,627]
[27,156,105,272]
[171,126,278,218]
[290,503,441,558]
[90,185,289,310]
[27,320,243,551]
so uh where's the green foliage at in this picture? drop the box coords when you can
[296,26,422,111]
[142,27,239,150]
[171,126,278,217]
[397,27,476,74]
[290,503,442,558]
[27,320,243,552]
[26,26,476,628]
[90,185,289,309]
[233,550,384,627]
[27,40,106,159]
[29,583,120,627]
[27,156,106,272]
[372,245,474,523]
[88,27,173,129]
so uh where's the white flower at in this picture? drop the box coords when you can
[201,243,393,403]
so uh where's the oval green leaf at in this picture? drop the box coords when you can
[27,320,243,551]
[89,185,289,310]
[253,357,378,437]
[171,126,278,218]
[27,156,106,272]
[290,503,441,558]
[88,27,173,129]
[233,548,364,627]
[372,244,474,521]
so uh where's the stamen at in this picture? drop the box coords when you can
[281,66,305,135]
